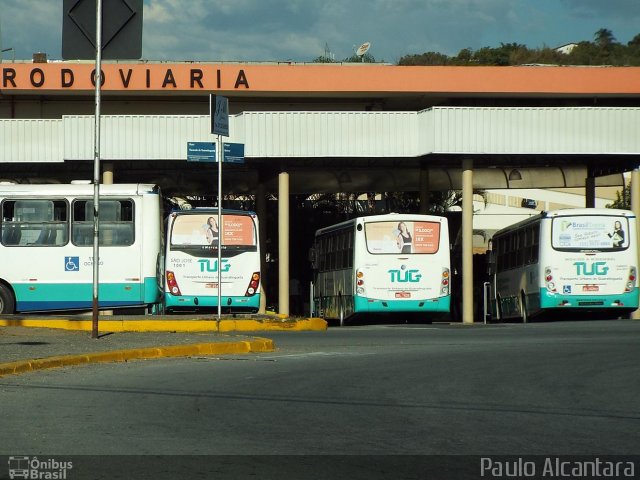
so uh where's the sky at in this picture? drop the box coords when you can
[1,0,639,64]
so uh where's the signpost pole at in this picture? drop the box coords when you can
[210,94,229,324]
[91,0,103,339]
[217,134,222,323]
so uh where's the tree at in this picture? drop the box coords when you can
[343,52,376,63]
[607,183,631,210]
[312,43,337,63]
[594,28,617,49]
[393,28,640,67]
[312,55,337,63]
[398,51,449,66]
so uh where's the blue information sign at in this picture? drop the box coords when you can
[187,142,216,162]
[187,142,244,163]
[223,143,245,164]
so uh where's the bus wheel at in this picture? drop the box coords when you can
[521,292,529,323]
[0,284,15,314]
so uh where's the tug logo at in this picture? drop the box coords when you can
[574,261,609,276]
[388,265,422,283]
[197,259,231,273]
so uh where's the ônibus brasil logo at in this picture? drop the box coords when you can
[8,456,72,479]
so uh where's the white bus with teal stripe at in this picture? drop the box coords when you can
[163,209,261,313]
[488,208,639,322]
[311,213,451,324]
[0,183,162,314]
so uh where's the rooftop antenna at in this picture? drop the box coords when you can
[355,41,371,63]
[323,42,335,61]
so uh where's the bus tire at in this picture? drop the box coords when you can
[521,292,529,324]
[0,284,15,314]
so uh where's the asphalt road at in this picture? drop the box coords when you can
[1,320,639,479]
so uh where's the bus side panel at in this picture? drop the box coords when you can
[315,268,354,319]
[139,193,163,305]
[495,263,541,319]
[14,282,147,311]
[4,193,162,313]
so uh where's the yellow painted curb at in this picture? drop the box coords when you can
[0,338,275,378]
[0,318,328,332]
[217,317,327,332]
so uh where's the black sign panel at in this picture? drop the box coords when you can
[62,0,143,60]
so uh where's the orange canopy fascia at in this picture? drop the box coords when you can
[1,62,640,96]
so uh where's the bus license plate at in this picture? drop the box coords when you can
[395,291,411,298]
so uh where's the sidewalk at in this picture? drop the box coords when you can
[0,313,327,377]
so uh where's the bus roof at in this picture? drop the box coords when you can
[0,183,159,196]
[169,208,257,216]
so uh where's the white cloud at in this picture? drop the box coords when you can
[1,0,639,62]
[1,0,61,58]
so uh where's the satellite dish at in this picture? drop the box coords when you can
[356,42,371,57]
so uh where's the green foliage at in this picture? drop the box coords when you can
[312,55,337,63]
[607,183,631,210]
[342,52,377,63]
[398,29,640,66]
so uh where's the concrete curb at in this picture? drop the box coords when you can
[0,337,275,378]
[0,317,328,332]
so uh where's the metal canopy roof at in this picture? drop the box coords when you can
[1,106,637,194]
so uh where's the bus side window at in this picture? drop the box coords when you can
[3,199,68,247]
[1,224,21,246]
[72,224,93,246]
[35,227,55,245]
[118,225,134,245]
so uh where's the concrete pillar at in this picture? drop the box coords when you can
[419,166,430,214]
[462,158,474,324]
[585,176,596,208]
[278,172,290,317]
[103,162,114,184]
[632,169,640,320]
[256,179,268,314]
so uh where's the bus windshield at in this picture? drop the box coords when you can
[170,213,257,249]
[551,215,629,251]
[364,220,441,254]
